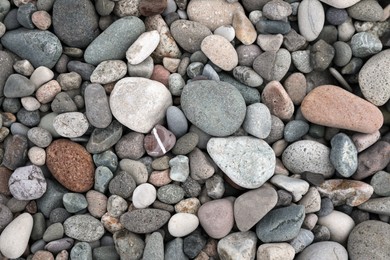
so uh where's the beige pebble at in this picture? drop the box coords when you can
[35,80,61,104]
[32,10,52,30]
[28,147,46,166]
[201,35,238,71]
[232,11,257,45]
[13,60,34,76]
[30,66,54,88]
[163,57,181,73]
[148,169,172,187]
[175,198,201,214]
[86,190,108,218]
[21,96,41,111]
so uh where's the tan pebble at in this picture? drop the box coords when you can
[301,85,383,133]
[261,81,295,121]
[232,11,257,45]
[275,158,289,175]
[101,212,124,233]
[201,35,238,71]
[55,250,69,260]
[283,72,307,105]
[32,250,54,260]
[175,198,201,214]
[163,57,181,73]
[351,130,381,152]
[272,139,288,157]
[32,11,52,30]
[148,169,172,187]
[86,190,107,218]
[28,147,46,166]
[35,80,61,104]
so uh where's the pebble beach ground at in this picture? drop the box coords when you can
[0,0,389,259]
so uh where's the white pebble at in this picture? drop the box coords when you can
[162,0,177,16]
[126,30,160,65]
[21,96,41,111]
[132,183,157,209]
[28,146,46,166]
[168,213,199,237]
[30,66,54,89]
[214,25,235,42]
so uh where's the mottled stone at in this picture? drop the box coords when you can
[217,231,257,260]
[64,215,104,242]
[120,209,171,234]
[261,81,295,121]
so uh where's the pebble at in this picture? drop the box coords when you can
[21,96,40,111]
[1,29,62,69]
[139,0,167,16]
[333,41,352,67]
[217,231,257,259]
[175,198,201,214]
[0,213,33,259]
[144,124,176,157]
[0,204,12,231]
[311,40,335,71]
[253,49,291,81]
[232,10,257,45]
[62,193,88,213]
[148,169,171,187]
[90,60,127,85]
[93,246,119,260]
[114,230,145,259]
[157,184,185,204]
[170,20,212,53]
[110,77,172,133]
[206,174,225,199]
[370,171,390,196]
[198,198,234,239]
[27,127,52,148]
[108,171,136,199]
[296,241,348,260]
[43,223,64,242]
[282,140,334,178]
[84,16,145,65]
[168,213,199,237]
[17,108,40,127]
[168,155,189,181]
[70,242,92,260]
[166,106,188,138]
[257,243,295,260]
[35,80,61,104]
[330,133,358,177]
[120,209,171,234]
[142,232,164,260]
[93,150,117,172]
[46,139,95,192]
[188,147,215,181]
[347,0,384,22]
[44,237,74,254]
[301,85,383,133]
[32,250,55,260]
[165,238,187,259]
[201,35,238,71]
[263,0,292,20]
[219,72,261,105]
[236,44,262,67]
[4,74,36,98]
[298,0,325,41]
[256,205,305,243]
[326,8,349,25]
[208,136,275,188]
[186,62,204,78]
[86,120,123,154]
[64,215,104,242]
[183,231,207,258]
[271,175,310,202]
[352,131,380,152]
[234,186,278,232]
[132,183,156,209]
[187,0,244,30]
[17,2,36,28]
[242,103,271,139]
[94,166,113,193]
[86,190,107,218]
[359,49,390,106]
[107,195,128,218]
[261,81,295,121]
[214,25,235,42]
[3,134,28,170]
[181,80,246,136]
[53,112,89,138]
[233,66,263,87]
[318,210,355,244]
[257,33,283,52]
[27,146,45,164]
[255,20,291,35]
[350,32,382,58]
[292,50,313,73]
[284,120,310,142]
[358,197,390,215]
[126,30,160,65]
[37,179,67,218]
[115,132,145,160]
[9,165,47,200]
[348,220,390,260]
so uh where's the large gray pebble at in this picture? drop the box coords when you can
[27,127,52,148]
[120,209,171,234]
[53,112,89,138]
[170,20,212,53]
[297,241,348,260]
[37,179,68,218]
[253,48,291,81]
[330,133,358,177]
[84,83,112,129]
[347,0,384,22]
[64,215,104,242]
[219,73,261,105]
[181,80,246,137]
[86,120,123,154]
[157,184,185,204]
[166,106,188,138]
[62,193,88,213]
[350,32,382,58]
[243,103,271,139]
[1,29,62,69]
[370,171,390,196]
[70,242,93,260]
[3,74,35,98]
[284,120,309,142]
[142,232,164,260]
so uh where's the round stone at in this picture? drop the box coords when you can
[257,243,295,260]
[261,81,295,121]
[166,106,188,138]
[330,133,358,177]
[27,127,52,148]
[64,215,104,242]
[90,60,127,84]
[62,193,88,213]
[201,35,238,71]
[284,120,310,142]
[170,20,212,53]
[53,112,89,138]
[9,165,47,200]
[110,77,172,133]
[350,32,382,58]
[132,183,156,209]
[120,209,171,234]
[297,241,348,260]
[157,184,185,204]
[181,80,246,137]
[46,139,95,192]
[218,231,257,260]
[298,0,325,41]
[318,210,355,244]
[126,30,160,65]
[253,49,291,81]
[168,213,199,237]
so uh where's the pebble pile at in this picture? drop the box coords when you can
[0,0,389,259]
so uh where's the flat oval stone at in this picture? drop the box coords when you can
[110,77,172,133]
[282,140,335,178]
[201,35,238,71]
[170,20,212,53]
[1,28,62,69]
[261,81,295,121]
[358,197,390,215]
[317,210,355,244]
[4,74,35,98]
[371,171,390,196]
[53,112,89,138]
[348,221,390,260]
[187,0,244,31]
[0,213,33,259]
[232,11,257,45]
[359,49,390,106]
[297,241,348,260]
[318,179,373,207]
[181,80,246,137]
[46,139,95,192]
[257,243,295,260]
[64,215,104,242]
[126,30,160,65]
[84,83,112,129]
[207,136,275,189]
[120,209,171,234]
[144,124,176,157]
[168,213,199,237]
[63,193,88,213]
[234,186,278,232]
[330,133,358,177]
[84,16,145,65]
[298,0,325,41]
[253,49,291,81]
[90,60,127,84]
[301,85,383,133]
[86,120,123,154]
[9,165,47,200]
[243,103,271,139]
[52,0,99,48]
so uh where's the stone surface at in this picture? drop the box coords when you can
[126,30,160,65]
[296,241,348,260]
[358,49,390,106]
[301,85,383,133]
[181,80,246,137]
[330,133,358,177]
[144,124,176,157]
[201,35,238,71]
[0,213,33,259]
[8,165,47,200]
[207,136,275,189]
[243,103,272,139]
[132,183,156,209]
[253,49,291,82]
[1,29,62,69]
[46,139,94,192]
[90,60,127,84]
[110,77,172,133]
[348,221,390,260]
[53,112,89,138]
[261,81,294,121]
[64,215,104,242]
[371,171,390,196]
[318,210,355,244]
[168,213,199,237]
[232,10,257,45]
[170,20,212,53]
[234,186,278,232]
[270,175,310,202]
[120,209,170,234]
[298,0,325,41]
[358,197,390,215]
[217,231,257,260]
[257,243,295,260]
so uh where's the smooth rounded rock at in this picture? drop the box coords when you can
[4,74,35,98]
[257,243,295,260]
[120,209,171,234]
[350,32,382,58]
[298,0,325,41]
[243,103,272,139]
[126,30,160,65]
[64,215,104,242]
[84,83,112,129]
[217,231,257,260]
[318,210,355,244]
[90,60,127,84]
[207,136,275,189]
[53,112,89,138]
[166,106,188,138]
[297,241,348,260]
[232,10,257,45]
[330,133,358,177]
[301,85,383,133]
[201,35,238,71]
[9,165,47,200]
[168,213,199,237]
[170,20,212,53]
[261,81,295,121]
[253,49,291,81]
[63,193,88,213]
[371,171,390,196]
[181,80,246,137]
[132,183,156,209]
[110,77,172,133]
[347,0,384,22]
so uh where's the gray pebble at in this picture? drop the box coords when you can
[236,44,262,67]
[84,83,112,129]
[93,150,118,172]
[127,56,154,78]
[3,74,35,98]
[326,7,348,25]
[181,176,202,197]
[276,189,293,207]
[17,2,36,29]
[62,193,88,213]
[107,195,128,218]
[290,228,314,253]
[172,133,199,155]
[0,0,10,21]
[183,232,207,258]
[95,0,115,16]
[27,127,52,148]
[284,120,309,143]
[94,166,114,193]
[350,32,382,58]
[142,232,164,260]
[64,215,104,242]
[67,61,96,81]
[2,98,22,114]
[30,239,47,254]
[190,51,208,64]
[165,238,188,260]
[264,115,285,144]
[157,184,185,204]
[330,133,358,178]
[53,112,89,138]
[219,73,261,105]
[233,66,263,87]
[70,242,92,260]
[115,132,145,160]
[6,197,28,213]
[93,246,120,260]
[341,57,363,74]
[37,179,68,218]
[317,197,334,217]
[292,50,313,73]
[255,20,291,34]
[3,9,20,30]
[44,237,74,254]
[187,62,204,79]
[43,223,64,242]
[31,213,46,241]
[17,108,40,127]
[51,92,78,113]
[283,29,307,52]
[39,112,61,138]
[312,225,331,242]
[169,73,186,96]
[49,208,71,224]
[333,41,352,67]
[108,171,136,199]
[86,120,123,154]
[166,106,188,138]
[0,204,12,232]
[169,155,190,182]
[120,209,171,234]
[371,171,390,196]
[206,174,225,199]
[9,165,47,200]
[317,25,338,45]
[3,134,28,170]
[310,39,335,71]
[253,48,291,81]
[347,0,384,22]
[113,229,144,260]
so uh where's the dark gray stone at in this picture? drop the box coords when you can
[157,184,185,204]
[333,41,352,67]
[171,20,212,53]
[17,108,40,127]
[51,92,78,113]
[350,32,382,58]
[181,176,202,197]
[1,28,62,69]
[94,166,114,193]
[108,171,136,199]
[317,197,334,217]
[284,120,309,142]
[326,7,348,25]
[17,2,36,29]
[310,40,335,71]
[93,150,118,173]
[113,229,145,260]
[183,232,207,258]
[93,246,120,260]
[3,134,28,170]
[49,208,71,224]
[165,238,188,260]
[70,242,93,260]
[330,133,358,178]
[52,0,99,48]
[0,51,14,97]
[255,20,291,34]
[143,232,164,260]
[62,193,88,213]
[166,106,188,139]
[120,209,171,234]
[84,83,112,129]
[45,237,74,254]
[67,61,96,81]
[219,73,261,105]
[31,213,46,241]
[3,9,20,30]
[86,120,123,154]
[37,179,68,218]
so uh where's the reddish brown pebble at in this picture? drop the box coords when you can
[353,141,390,180]
[139,0,167,16]
[0,166,12,195]
[261,81,295,121]
[283,72,307,105]
[318,179,374,207]
[301,85,384,134]
[144,124,176,157]
[32,250,54,260]
[46,139,95,192]
[150,65,170,87]
[148,169,172,187]
[32,11,52,30]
